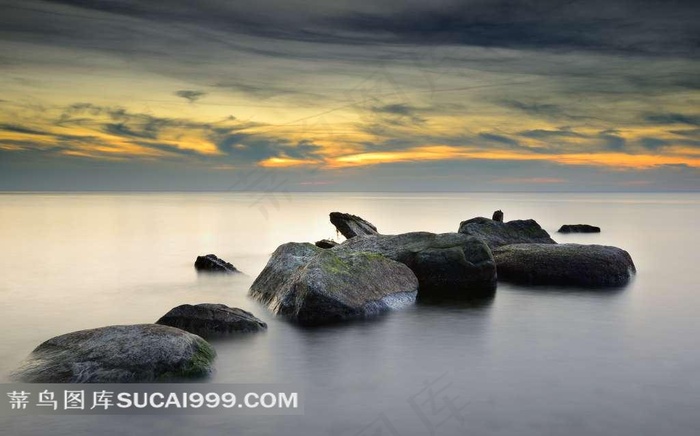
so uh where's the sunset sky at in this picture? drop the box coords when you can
[1,0,698,191]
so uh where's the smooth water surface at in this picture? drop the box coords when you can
[0,192,698,435]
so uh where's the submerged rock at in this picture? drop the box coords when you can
[156,304,266,338]
[334,232,496,299]
[194,254,240,273]
[458,217,556,249]
[315,239,338,249]
[492,210,504,222]
[329,212,378,239]
[558,224,601,233]
[249,243,418,325]
[492,243,636,287]
[13,324,216,383]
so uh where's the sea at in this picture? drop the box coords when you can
[0,192,698,435]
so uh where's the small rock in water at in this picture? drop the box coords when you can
[315,239,338,249]
[156,303,267,338]
[12,324,216,383]
[194,254,240,273]
[492,210,504,222]
[558,224,601,233]
[329,212,378,239]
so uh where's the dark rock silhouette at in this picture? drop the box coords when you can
[492,210,504,222]
[329,212,378,239]
[315,239,338,249]
[558,224,601,233]
[492,243,635,287]
[458,217,556,249]
[156,304,266,338]
[12,324,216,383]
[194,254,240,273]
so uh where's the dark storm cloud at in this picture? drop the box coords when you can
[16,0,694,56]
[669,128,700,138]
[175,90,206,103]
[478,133,521,147]
[501,100,565,118]
[518,128,585,139]
[367,103,427,126]
[519,127,627,151]
[0,123,50,136]
[639,137,669,150]
[598,132,626,150]
[372,104,417,116]
[211,132,323,162]
[329,1,699,56]
[645,113,700,126]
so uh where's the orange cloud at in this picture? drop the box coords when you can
[321,145,700,170]
[258,157,322,167]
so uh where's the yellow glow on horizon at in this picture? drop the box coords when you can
[259,157,322,167]
[324,145,700,170]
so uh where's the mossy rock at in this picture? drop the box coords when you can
[13,324,216,383]
[458,217,556,249]
[250,243,418,325]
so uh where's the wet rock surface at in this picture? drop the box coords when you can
[156,304,266,338]
[334,232,497,299]
[458,217,556,249]
[13,324,216,383]
[249,243,418,325]
[492,243,636,287]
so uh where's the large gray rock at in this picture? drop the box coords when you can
[492,243,636,287]
[334,232,496,299]
[329,212,378,239]
[156,304,266,338]
[458,217,556,249]
[13,324,216,383]
[249,243,418,325]
[194,254,240,273]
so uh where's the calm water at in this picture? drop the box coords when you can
[1,192,699,435]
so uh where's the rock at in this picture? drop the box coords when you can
[12,324,216,383]
[492,210,504,222]
[558,224,601,233]
[492,243,636,287]
[329,212,378,239]
[250,243,322,301]
[156,304,266,338]
[194,254,240,273]
[458,217,556,249]
[334,232,496,299]
[315,239,338,249]
[249,243,418,325]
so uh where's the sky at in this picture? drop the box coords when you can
[0,0,698,191]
